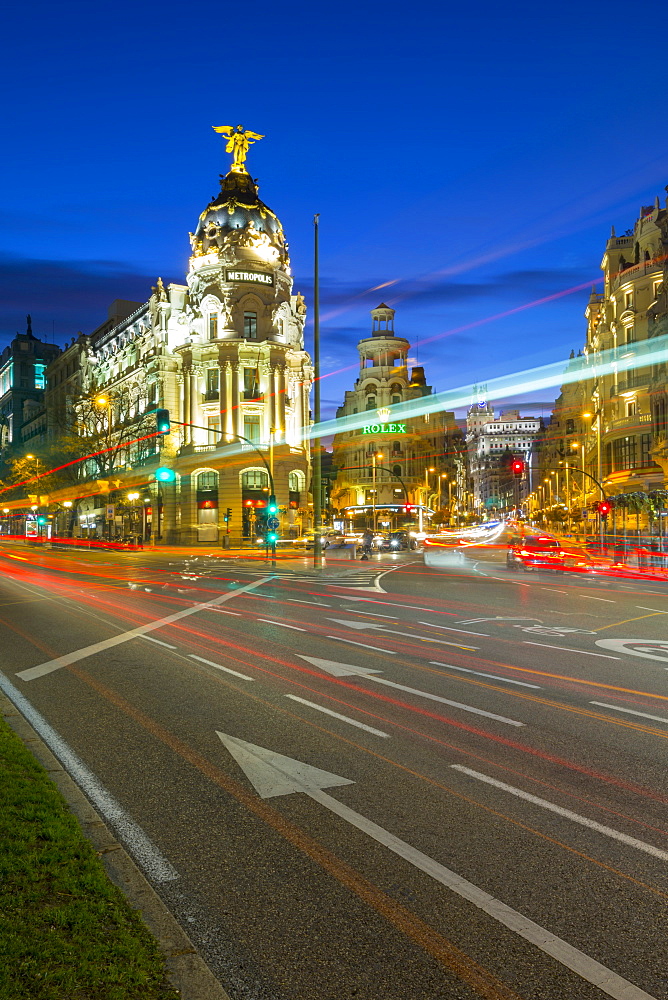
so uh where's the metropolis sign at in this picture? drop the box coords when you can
[362,422,406,434]
[225,269,274,286]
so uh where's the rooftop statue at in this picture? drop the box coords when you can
[212,124,264,173]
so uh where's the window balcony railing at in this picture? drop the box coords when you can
[204,390,219,401]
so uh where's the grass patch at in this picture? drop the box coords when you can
[0,714,181,999]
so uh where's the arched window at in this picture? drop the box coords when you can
[392,440,401,453]
[197,471,218,490]
[289,470,305,492]
[392,464,401,477]
[242,469,269,490]
[367,442,375,454]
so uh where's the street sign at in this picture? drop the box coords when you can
[106,504,115,521]
[267,516,279,530]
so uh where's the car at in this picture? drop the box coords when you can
[380,530,410,551]
[301,530,345,550]
[506,534,567,571]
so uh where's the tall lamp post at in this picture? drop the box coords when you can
[420,467,435,532]
[371,451,383,536]
[95,395,113,540]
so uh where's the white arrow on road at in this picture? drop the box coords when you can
[216,732,656,1000]
[299,655,524,727]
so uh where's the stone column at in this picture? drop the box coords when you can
[232,364,241,437]
[224,362,234,438]
[162,478,178,545]
[183,371,190,445]
[178,473,197,546]
[189,371,197,436]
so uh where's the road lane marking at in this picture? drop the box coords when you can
[429,662,541,689]
[325,636,397,654]
[189,655,254,681]
[141,636,177,649]
[344,610,398,618]
[16,577,272,682]
[308,657,524,726]
[523,641,620,659]
[211,609,242,615]
[342,597,456,613]
[542,588,567,594]
[257,619,307,631]
[286,599,331,607]
[451,765,668,863]
[285,695,390,737]
[219,733,658,1000]
[419,622,490,636]
[590,702,668,725]
[581,596,616,602]
[636,607,668,613]
[0,670,179,882]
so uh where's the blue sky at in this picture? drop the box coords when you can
[1,0,667,420]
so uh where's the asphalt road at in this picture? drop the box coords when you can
[1,540,667,1000]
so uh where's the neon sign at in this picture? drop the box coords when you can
[362,422,406,434]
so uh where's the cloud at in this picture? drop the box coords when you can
[0,253,178,346]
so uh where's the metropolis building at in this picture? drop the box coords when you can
[45,135,313,543]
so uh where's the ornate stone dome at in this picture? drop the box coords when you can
[190,170,288,267]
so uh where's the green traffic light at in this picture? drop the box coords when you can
[267,532,278,542]
[267,494,278,515]
[155,467,176,482]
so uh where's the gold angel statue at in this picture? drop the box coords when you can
[212,124,264,172]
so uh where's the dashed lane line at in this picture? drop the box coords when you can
[523,641,620,659]
[257,619,307,632]
[581,596,616,603]
[452,765,668,863]
[418,622,490,637]
[590,702,668,726]
[325,636,397,654]
[189,655,254,681]
[141,636,177,649]
[285,695,390,737]
[429,662,541,689]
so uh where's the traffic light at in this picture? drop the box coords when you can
[37,516,47,525]
[155,467,176,482]
[403,504,414,514]
[267,531,278,543]
[156,409,171,434]
[598,499,612,519]
[267,494,278,515]
[511,459,525,478]
[224,508,232,523]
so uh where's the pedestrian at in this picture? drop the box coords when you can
[361,529,373,559]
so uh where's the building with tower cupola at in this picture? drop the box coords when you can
[42,129,312,544]
[331,304,454,531]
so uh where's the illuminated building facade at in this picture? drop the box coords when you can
[45,142,313,543]
[467,406,540,512]
[331,304,452,529]
[542,194,667,518]
[0,317,60,452]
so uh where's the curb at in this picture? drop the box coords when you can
[0,692,232,1000]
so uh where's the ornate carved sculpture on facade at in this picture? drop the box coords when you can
[212,125,264,173]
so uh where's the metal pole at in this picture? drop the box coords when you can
[372,454,376,537]
[312,214,323,570]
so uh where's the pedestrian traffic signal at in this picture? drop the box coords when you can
[598,499,612,518]
[267,494,278,515]
[511,459,525,478]
[155,409,171,434]
[155,467,176,482]
[224,508,232,523]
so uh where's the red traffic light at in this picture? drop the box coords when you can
[403,504,413,514]
[598,500,612,518]
[511,459,525,477]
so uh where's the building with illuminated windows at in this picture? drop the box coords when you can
[0,317,60,453]
[331,304,455,531]
[42,144,313,543]
[467,407,540,513]
[539,193,668,525]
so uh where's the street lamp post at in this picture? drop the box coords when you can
[420,467,435,533]
[371,451,383,536]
